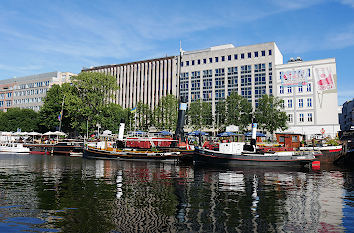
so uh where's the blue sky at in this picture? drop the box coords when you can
[0,0,353,104]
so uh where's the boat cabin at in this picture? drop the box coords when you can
[275,132,304,148]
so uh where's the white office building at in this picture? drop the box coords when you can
[0,71,76,112]
[275,58,340,138]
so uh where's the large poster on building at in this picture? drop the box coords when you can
[280,69,310,87]
[314,66,336,91]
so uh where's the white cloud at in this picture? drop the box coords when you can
[339,0,354,7]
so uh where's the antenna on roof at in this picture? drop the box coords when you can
[179,40,184,55]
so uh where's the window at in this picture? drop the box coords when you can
[268,49,272,55]
[288,99,293,108]
[234,54,238,60]
[280,86,284,94]
[307,83,312,92]
[288,114,293,123]
[192,60,195,65]
[203,58,207,64]
[228,55,231,61]
[299,113,304,122]
[241,53,244,59]
[261,50,265,56]
[307,98,312,107]
[279,136,285,143]
[287,87,292,93]
[186,61,189,66]
[221,56,225,61]
[215,57,219,62]
[215,68,225,77]
[298,86,303,93]
[180,62,183,67]
[292,136,298,142]
[298,99,303,108]
[248,52,251,58]
[254,51,258,57]
[209,58,213,63]
[198,59,201,65]
[308,113,313,122]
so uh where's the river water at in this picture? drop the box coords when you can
[0,154,352,233]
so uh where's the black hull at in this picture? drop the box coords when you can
[83,147,180,161]
[195,148,315,167]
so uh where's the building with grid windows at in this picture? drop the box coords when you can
[275,58,340,138]
[0,71,75,112]
[179,42,283,113]
[82,56,179,110]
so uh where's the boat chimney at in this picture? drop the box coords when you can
[251,122,257,151]
[118,120,125,140]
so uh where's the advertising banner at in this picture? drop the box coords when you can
[280,69,310,87]
[314,66,336,91]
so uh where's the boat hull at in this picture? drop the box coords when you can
[300,146,342,164]
[194,148,315,167]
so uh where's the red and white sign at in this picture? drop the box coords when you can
[314,67,336,91]
[320,128,325,135]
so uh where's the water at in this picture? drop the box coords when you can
[0,154,352,233]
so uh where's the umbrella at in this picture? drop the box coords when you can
[43,131,54,136]
[188,131,209,136]
[28,132,42,136]
[159,131,172,136]
[244,132,266,137]
[52,131,67,136]
[217,132,237,137]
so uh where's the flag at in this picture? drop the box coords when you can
[130,107,137,113]
[58,110,63,121]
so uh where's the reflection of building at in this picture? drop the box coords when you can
[0,71,76,112]
[275,58,340,138]
[339,99,354,131]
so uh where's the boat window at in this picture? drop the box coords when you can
[279,136,285,143]
[292,136,298,142]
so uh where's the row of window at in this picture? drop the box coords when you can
[181,50,273,67]
[14,88,48,97]
[280,83,312,94]
[13,97,43,105]
[0,93,12,99]
[15,81,50,90]
[0,100,12,107]
[288,113,313,123]
[285,98,313,108]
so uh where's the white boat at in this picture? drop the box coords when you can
[0,143,30,153]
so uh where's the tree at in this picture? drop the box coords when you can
[225,93,252,131]
[215,100,226,131]
[153,95,178,131]
[0,108,39,132]
[187,100,212,130]
[255,95,288,135]
[100,103,129,134]
[136,102,152,131]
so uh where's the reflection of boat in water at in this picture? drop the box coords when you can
[195,123,317,168]
[0,142,30,153]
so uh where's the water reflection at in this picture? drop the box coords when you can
[0,154,352,232]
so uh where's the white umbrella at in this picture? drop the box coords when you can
[28,132,42,136]
[52,131,67,136]
[43,131,54,136]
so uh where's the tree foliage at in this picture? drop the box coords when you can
[153,95,178,131]
[136,102,153,131]
[255,95,288,134]
[0,108,39,132]
[215,100,226,131]
[225,93,252,131]
[187,100,212,130]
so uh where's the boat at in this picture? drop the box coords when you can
[0,142,30,153]
[26,140,83,156]
[194,123,317,168]
[299,145,342,163]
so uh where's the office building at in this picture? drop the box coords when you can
[339,99,354,131]
[275,58,340,138]
[82,56,179,110]
[0,71,75,112]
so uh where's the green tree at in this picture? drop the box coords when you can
[187,100,212,130]
[69,72,119,134]
[100,103,128,134]
[136,102,152,131]
[255,95,288,135]
[215,100,226,131]
[153,95,178,131]
[226,93,252,131]
[0,108,39,132]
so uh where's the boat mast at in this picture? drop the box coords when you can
[58,95,65,132]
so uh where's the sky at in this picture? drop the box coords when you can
[0,0,353,104]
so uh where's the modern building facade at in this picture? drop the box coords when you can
[179,42,283,112]
[275,58,340,138]
[82,56,179,110]
[0,71,75,112]
[339,99,354,131]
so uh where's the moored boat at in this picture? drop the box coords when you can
[299,145,342,163]
[0,142,30,153]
